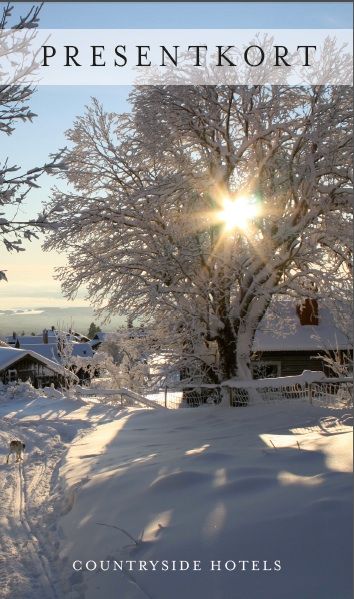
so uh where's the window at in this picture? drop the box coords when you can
[6,369,18,382]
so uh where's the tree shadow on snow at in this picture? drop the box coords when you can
[60,406,352,599]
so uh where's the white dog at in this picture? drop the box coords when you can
[6,440,25,463]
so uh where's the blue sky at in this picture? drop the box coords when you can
[2,1,353,312]
[16,2,353,29]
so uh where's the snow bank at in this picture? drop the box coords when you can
[222,370,327,388]
[0,380,45,401]
[0,381,83,404]
[56,403,353,599]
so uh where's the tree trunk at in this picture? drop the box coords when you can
[217,314,262,406]
[217,323,238,381]
[235,326,254,380]
[217,319,255,382]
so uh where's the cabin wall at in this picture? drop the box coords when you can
[252,351,324,377]
[0,356,65,388]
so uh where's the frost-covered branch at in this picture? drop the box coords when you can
[0,3,65,278]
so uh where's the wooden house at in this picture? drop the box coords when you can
[252,300,352,377]
[0,348,78,388]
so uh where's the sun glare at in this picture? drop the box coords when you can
[218,196,259,230]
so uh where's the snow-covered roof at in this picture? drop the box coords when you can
[5,333,57,345]
[253,303,351,352]
[16,342,93,362]
[68,331,90,342]
[92,332,107,341]
[0,347,77,379]
[71,343,94,358]
[5,330,90,345]
[19,343,60,363]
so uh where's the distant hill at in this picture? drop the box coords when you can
[0,306,125,337]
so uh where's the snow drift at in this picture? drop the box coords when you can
[56,402,352,599]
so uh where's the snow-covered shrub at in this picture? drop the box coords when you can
[42,385,65,400]
[0,380,44,401]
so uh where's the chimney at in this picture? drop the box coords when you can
[296,298,319,326]
[43,329,49,344]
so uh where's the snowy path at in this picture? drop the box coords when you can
[0,417,63,598]
[0,394,127,599]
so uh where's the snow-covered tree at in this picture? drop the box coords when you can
[44,84,353,381]
[0,3,64,280]
[99,327,152,391]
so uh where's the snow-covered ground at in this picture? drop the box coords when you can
[0,389,352,599]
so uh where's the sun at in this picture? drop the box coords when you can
[217,196,259,230]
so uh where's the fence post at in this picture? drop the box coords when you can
[309,383,313,405]
[164,386,168,408]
